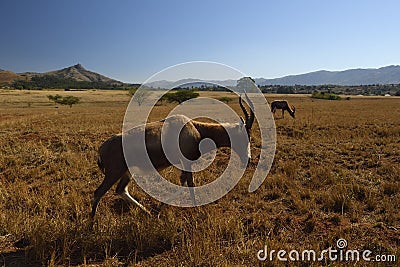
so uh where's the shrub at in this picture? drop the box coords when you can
[163,90,199,104]
[128,88,137,96]
[311,91,341,100]
[47,94,62,102]
[217,96,233,103]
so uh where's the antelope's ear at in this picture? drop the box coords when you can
[239,116,245,125]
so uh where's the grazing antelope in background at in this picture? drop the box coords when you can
[91,95,255,218]
[271,100,296,119]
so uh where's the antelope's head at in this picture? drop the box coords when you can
[290,105,296,118]
[234,94,254,165]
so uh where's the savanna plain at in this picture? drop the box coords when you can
[0,90,399,266]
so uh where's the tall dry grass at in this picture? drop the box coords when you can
[0,91,399,266]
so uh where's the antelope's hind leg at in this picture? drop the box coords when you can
[116,173,152,216]
[180,169,197,206]
[91,171,121,218]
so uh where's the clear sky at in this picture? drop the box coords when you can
[1,0,399,83]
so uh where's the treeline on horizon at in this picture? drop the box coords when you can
[184,83,400,96]
[8,75,400,96]
[11,75,140,90]
[259,84,400,96]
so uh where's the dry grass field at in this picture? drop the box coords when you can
[0,90,399,266]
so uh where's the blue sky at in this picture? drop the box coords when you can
[1,0,399,83]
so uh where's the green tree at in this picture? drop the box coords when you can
[236,77,257,93]
[47,95,80,107]
[58,96,80,107]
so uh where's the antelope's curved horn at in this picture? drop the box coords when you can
[245,93,255,129]
[239,95,249,122]
[239,94,255,129]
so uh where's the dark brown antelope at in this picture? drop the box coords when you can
[91,95,254,218]
[271,100,296,119]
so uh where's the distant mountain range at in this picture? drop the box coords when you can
[255,65,400,86]
[1,64,400,87]
[146,65,400,88]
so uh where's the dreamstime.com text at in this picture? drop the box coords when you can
[257,239,396,263]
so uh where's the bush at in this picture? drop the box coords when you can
[163,90,199,104]
[217,96,233,103]
[47,94,62,102]
[311,91,341,100]
[128,88,137,96]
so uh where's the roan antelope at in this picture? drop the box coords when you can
[91,95,255,218]
[271,100,296,119]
